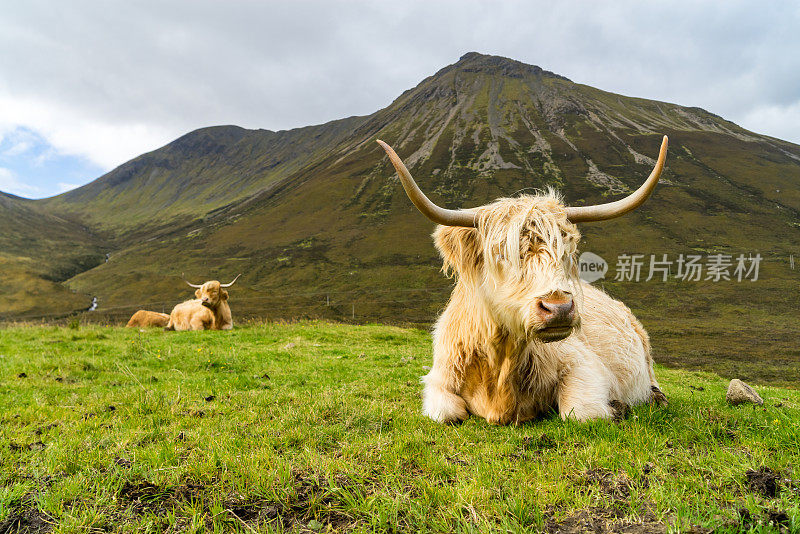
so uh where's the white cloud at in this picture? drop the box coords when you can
[0,95,173,170]
[739,101,800,142]
[0,0,798,185]
[0,128,36,157]
[0,167,41,197]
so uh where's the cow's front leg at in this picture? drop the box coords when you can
[422,369,468,424]
[557,358,613,422]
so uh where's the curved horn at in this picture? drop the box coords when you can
[220,274,241,288]
[181,273,202,289]
[565,135,668,223]
[376,140,476,227]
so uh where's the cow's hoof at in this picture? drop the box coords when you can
[608,400,630,422]
[650,386,668,407]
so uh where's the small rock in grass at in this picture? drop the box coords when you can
[727,379,763,406]
[283,342,296,350]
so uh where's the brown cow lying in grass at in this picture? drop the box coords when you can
[125,310,170,328]
[164,275,240,331]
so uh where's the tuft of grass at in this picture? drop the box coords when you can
[0,322,798,532]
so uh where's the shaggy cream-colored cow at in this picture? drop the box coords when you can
[377,137,670,425]
[165,275,240,331]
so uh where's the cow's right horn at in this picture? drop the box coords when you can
[182,273,203,288]
[220,274,241,288]
[377,140,477,227]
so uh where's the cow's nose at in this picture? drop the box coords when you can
[537,297,575,326]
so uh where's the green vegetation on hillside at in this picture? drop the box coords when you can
[0,193,104,318]
[1,322,798,532]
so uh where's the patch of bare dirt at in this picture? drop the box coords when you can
[745,467,781,498]
[545,506,666,533]
[581,468,632,501]
[546,468,670,533]
[0,507,54,533]
[115,471,362,532]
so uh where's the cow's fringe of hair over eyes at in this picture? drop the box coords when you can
[476,189,582,291]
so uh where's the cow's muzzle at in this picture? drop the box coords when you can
[532,295,576,343]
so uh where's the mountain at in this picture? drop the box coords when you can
[3,52,799,383]
[39,118,365,240]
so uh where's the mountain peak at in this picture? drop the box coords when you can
[452,52,571,82]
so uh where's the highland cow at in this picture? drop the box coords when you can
[165,275,240,331]
[377,136,670,425]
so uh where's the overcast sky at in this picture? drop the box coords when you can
[1,1,798,198]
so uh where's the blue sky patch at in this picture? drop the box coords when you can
[0,126,104,199]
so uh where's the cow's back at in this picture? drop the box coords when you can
[126,310,170,328]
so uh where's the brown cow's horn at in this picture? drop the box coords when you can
[220,274,241,288]
[182,273,203,288]
[565,135,668,223]
[376,140,476,227]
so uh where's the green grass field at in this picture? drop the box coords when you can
[1,322,798,533]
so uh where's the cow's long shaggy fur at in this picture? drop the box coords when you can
[126,310,170,328]
[423,191,663,425]
[165,281,234,331]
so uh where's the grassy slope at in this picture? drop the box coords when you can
[0,193,103,318]
[1,322,798,533]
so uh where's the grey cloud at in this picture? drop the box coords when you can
[0,0,798,172]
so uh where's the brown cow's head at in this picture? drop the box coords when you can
[183,275,240,310]
[377,136,668,343]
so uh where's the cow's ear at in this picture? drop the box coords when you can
[195,289,201,299]
[433,225,482,281]
[221,290,228,300]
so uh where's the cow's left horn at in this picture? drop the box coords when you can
[220,274,241,288]
[377,140,476,227]
[182,273,203,288]
[565,135,668,223]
